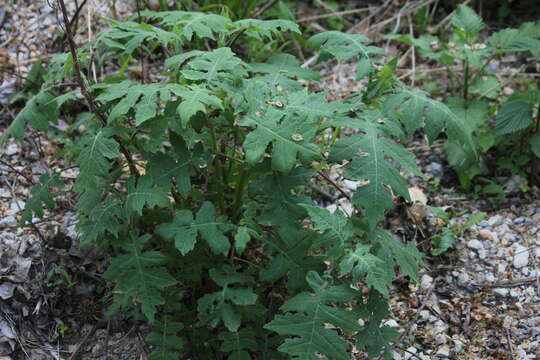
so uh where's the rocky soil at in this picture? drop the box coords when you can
[1,1,539,360]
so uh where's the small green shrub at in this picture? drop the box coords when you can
[3,9,470,359]
[388,4,540,190]
[429,207,485,255]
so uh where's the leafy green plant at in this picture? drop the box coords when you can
[52,322,70,340]
[46,266,78,289]
[429,207,485,255]
[388,4,540,189]
[4,7,467,359]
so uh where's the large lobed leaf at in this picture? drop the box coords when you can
[141,11,230,41]
[197,266,258,332]
[300,204,356,259]
[265,271,362,360]
[125,176,170,216]
[21,173,64,224]
[75,128,121,190]
[240,107,320,173]
[218,327,258,360]
[384,88,477,158]
[330,118,422,228]
[308,31,385,79]
[146,317,184,360]
[259,229,325,293]
[339,244,393,296]
[232,19,300,40]
[104,233,177,322]
[157,202,233,255]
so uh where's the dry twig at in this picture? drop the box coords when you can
[56,0,140,179]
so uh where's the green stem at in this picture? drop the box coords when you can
[208,119,225,213]
[469,53,496,86]
[536,101,540,133]
[444,65,459,95]
[463,59,469,106]
[331,126,341,146]
[232,168,249,220]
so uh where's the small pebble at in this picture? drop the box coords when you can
[453,339,464,353]
[457,272,470,286]
[513,243,529,268]
[0,216,17,228]
[478,229,495,241]
[10,200,25,213]
[435,334,447,345]
[404,347,417,360]
[478,220,490,228]
[420,274,433,290]
[428,162,444,179]
[419,310,430,321]
[92,343,103,356]
[487,215,504,227]
[493,288,509,297]
[467,239,484,250]
[436,346,450,357]
[5,143,19,155]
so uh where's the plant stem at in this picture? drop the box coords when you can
[536,101,540,133]
[56,0,140,179]
[316,170,352,201]
[232,168,249,220]
[208,118,225,213]
[469,53,496,86]
[463,59,469,106]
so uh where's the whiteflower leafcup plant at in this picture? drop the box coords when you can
[3,8,474,360]
[388,4,540,190]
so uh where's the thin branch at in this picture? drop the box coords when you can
[56,0,140,179]
[252,0,279,19]
[298,7,369,23]
[0,158,34,183]
[316,170,352,201]
[68,0,89,33]
[475,276,539,288]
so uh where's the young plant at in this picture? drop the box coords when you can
[3,7,468,359]
[429,207,486,255]
[388,4,540,190]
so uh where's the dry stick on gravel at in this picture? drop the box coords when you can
[407,14,416,87]
[396,280,437,345]
[56,0,140,179]
[476,277,540,288]
[297,7,370,23]
[311,0,353,26]
[394,345,424,360]
[0,158,34,183]
[309,182,338,202]
[506,327,515,360]
[316,170,352,202]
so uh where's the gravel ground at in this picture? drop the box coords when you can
[1,2,540,360]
